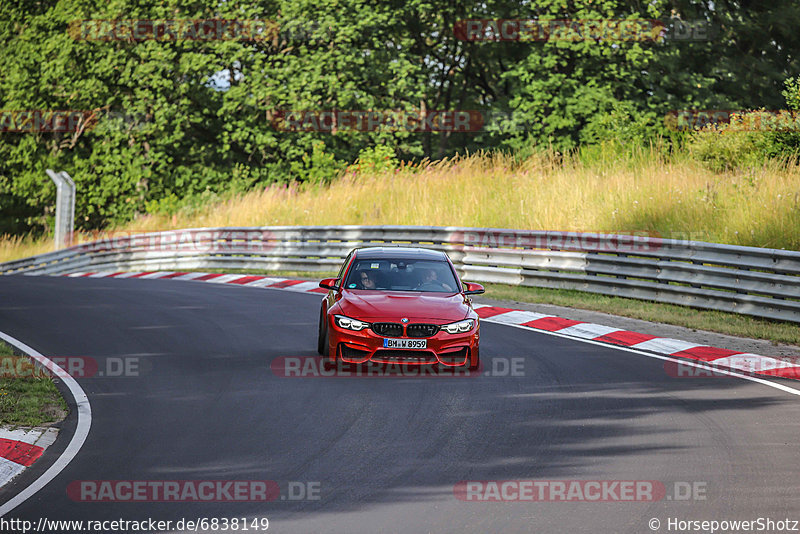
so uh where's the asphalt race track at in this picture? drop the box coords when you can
[1,274,799,533]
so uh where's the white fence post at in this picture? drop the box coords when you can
[46,169,76,250]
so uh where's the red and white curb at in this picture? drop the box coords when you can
[0,427,58,488]
[60,270,800,380]
[472,305,800,379]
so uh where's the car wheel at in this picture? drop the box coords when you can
[317,310,329,356]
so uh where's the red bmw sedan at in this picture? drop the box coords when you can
[317,247,484,369]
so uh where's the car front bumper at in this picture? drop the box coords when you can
[328,319,479,367]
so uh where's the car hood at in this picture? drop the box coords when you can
[335,290,472,323]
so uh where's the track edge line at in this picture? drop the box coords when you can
[0,330,92,516]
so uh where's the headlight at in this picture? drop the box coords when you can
[334,315,370,331]
[441,319,475,334]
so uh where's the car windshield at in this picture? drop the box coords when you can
[344,259,459,293]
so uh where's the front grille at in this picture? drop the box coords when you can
[372,350,437,364]
[407,324,439,338]
[371,322,403,337]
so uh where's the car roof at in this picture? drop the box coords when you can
[353,247,448,261]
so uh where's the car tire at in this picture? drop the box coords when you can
[317,310,329,356]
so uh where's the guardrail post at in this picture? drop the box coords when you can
[46,169,76,250]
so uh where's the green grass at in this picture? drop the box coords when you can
[0,341,68,426]
[185,269,800,346]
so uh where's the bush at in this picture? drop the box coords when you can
[580,100,659,147]
[687,113,800,173]
[686,125,772,173]
[347,145,400,175]
[687,78,800,172]
[578,101,667,166]
[289,141,346,184]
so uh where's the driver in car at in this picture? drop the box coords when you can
[359,270,378,290]
[416,268,454,292]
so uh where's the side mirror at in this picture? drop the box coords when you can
[463,282,485,295]
[319,278,341,291]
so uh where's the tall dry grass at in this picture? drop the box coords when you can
[0,234,55,263]
[3,148,799,263]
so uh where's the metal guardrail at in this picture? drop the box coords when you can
[2,225,799,323]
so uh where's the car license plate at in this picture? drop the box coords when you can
[383,338,427,349]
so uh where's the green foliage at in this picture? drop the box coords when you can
[2,0,800,235]
[771,76,800,154]
[144,193,183,216]
[687,127,772,173]
[784,77,800,111]
[581,101,660,147]
[349,145,399,175]
[289,141,345,184]
[688,78,800,172]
